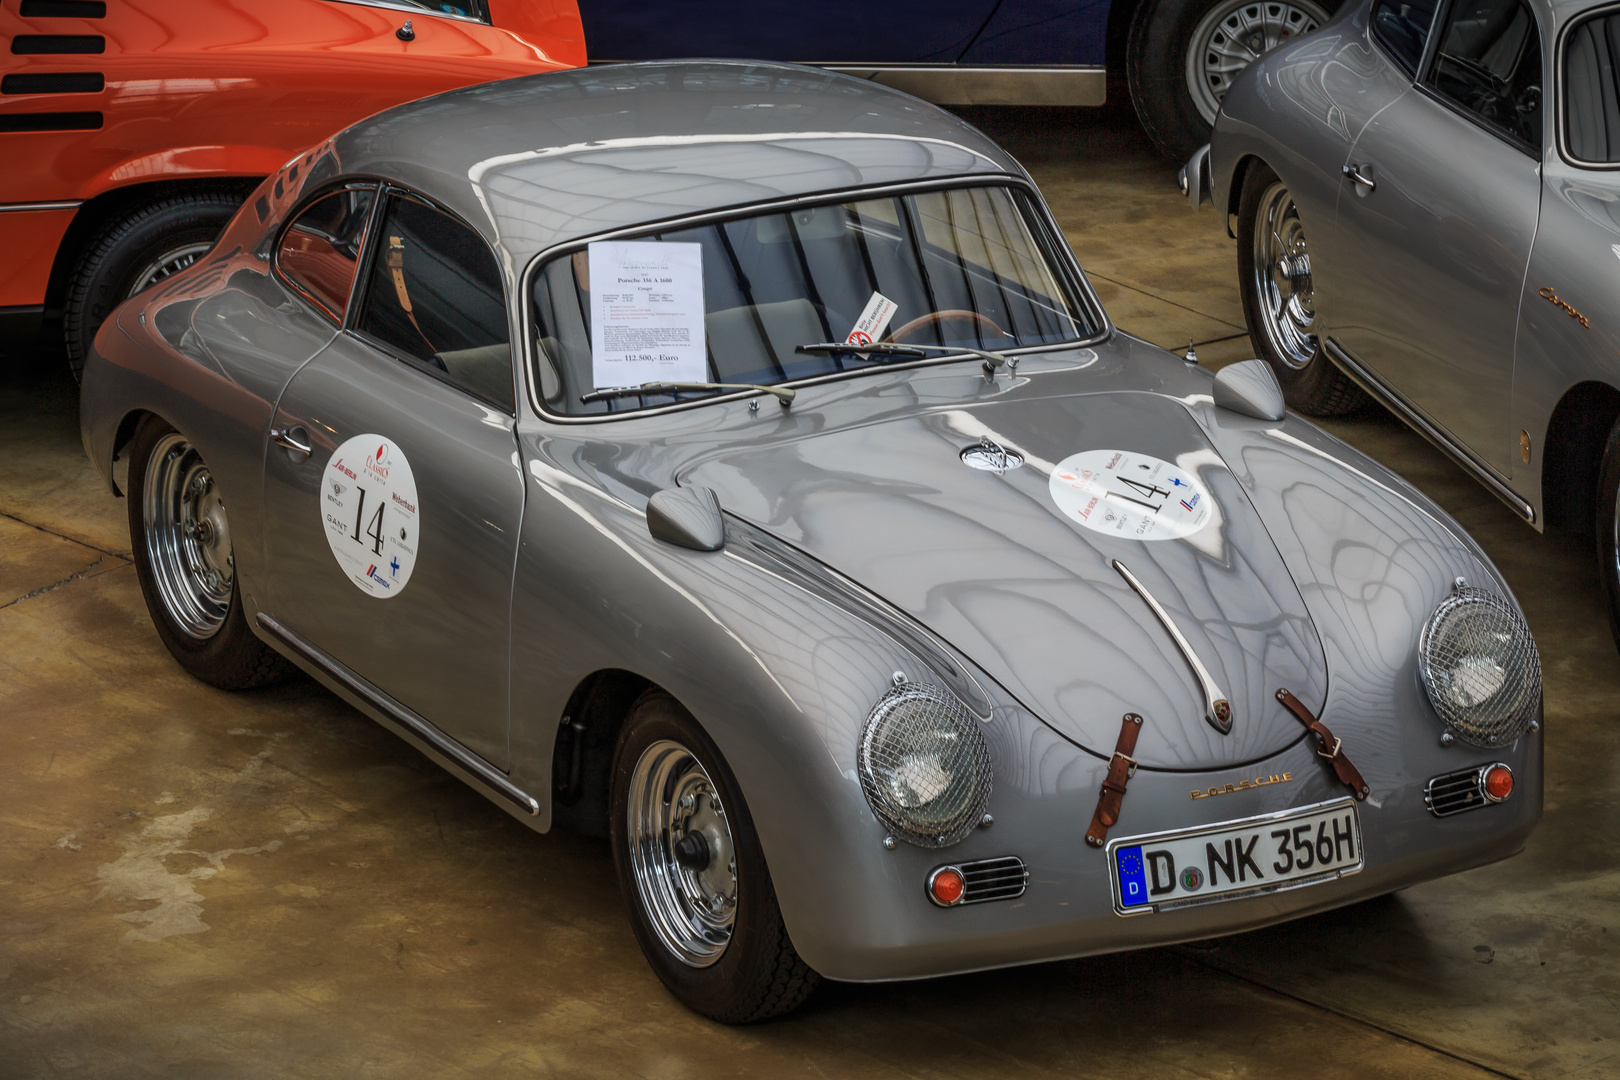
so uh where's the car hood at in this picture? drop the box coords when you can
[682,390,1325,771]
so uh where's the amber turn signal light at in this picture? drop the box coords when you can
[1482,764,1514,803]
[927,866,966,906]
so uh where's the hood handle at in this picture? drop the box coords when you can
[1113,559,1233,735]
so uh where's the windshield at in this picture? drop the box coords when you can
[531,185,1097,415]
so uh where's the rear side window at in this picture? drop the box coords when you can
[1565,11,1620,162]
[1423,0,1543,151]
[276,185,377,322]
[354,193,513,412]
[1373,0,1442,73]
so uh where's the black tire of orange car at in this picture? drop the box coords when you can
[63,190,245,382]
[1235,161,1368,416]
[1595,418,1620,654]
[609,689,820,1023]
[1126,0,1341,162]
[127,414,291,690]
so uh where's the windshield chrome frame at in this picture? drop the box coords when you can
[518,174,1113,423]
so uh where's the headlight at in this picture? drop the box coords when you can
[1418,586,1541,747]
[858,682,991,848]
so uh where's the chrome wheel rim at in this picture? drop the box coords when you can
[1186,0,1328,125]
[143,433,233,639]
[626,739,738,968]
[126,242,212,298]
[1250,180,1318,370]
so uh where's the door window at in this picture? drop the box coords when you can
[1564,12,1620,162]
[321,0,489,22]
[1423,0,1543,151]
[276,185,377,323]
[354,193,514,412]
[1372,0,1442,74]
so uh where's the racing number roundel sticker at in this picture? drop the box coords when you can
[1049,449,1212,541]
[322,434,420,597]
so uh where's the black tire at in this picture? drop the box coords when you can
[1596,418,1620,654]
[64,190,244,381]
[128,415,290,690]
[1128,0,1337,162]
[610,689,819,1022]
[1236,161,1368,416]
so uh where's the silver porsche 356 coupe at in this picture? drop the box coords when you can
[1188,0,1620,648]
[81,61,1541,1022]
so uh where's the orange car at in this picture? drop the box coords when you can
[0,0,584,375]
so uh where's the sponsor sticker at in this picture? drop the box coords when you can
[1048,449,1212,541]
[321,434,420,598]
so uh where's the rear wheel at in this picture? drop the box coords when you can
[64,190,244,381]
[128,415,289,689]
[1236,161,1368,416]
[1128,0,1334,161]
[1596,418,1620,654]
[610,689,818,1022]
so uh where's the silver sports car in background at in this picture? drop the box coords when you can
[1191,0,1620,648]
[82,61,1541,1022]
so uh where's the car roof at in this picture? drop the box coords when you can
[329,60,1026,266]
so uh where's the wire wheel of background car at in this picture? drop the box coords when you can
[1127,0,1341,160]
[64,189,245,382]
[610,690,819,1022]
[127,415,290,690]
[1185,0,1329,126]
[1236,162,1368,416]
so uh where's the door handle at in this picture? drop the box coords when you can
[1343,163,1376,193]
[270,424,313,460]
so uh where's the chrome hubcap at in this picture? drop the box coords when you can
[143,433,233,639]
[1251,180,1318,370]
[626,739,737,967]
[126,242,212,298]
[1186,0,1327,125]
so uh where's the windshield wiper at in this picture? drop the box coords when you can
[796,341,1013,373]
[580,381,795,407]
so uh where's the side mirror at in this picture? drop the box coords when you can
[647,485,725,551]
[1212,359,1286,421]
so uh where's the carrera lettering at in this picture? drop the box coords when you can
[1539,286,1591,328]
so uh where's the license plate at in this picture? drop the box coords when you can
[1108,797,1363,916]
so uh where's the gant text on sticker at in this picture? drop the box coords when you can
[846,292,898,347]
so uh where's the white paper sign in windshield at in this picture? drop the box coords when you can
[589,241,707,389]
[847,291,898,346]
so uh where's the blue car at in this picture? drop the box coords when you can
[580,0,1340,158]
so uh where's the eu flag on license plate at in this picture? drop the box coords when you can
[1115,845,1147,908]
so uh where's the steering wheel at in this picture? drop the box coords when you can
[886,309,1008,344]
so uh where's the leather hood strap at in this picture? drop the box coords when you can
[1276,688,1370,801]
[1085,713,1143,848]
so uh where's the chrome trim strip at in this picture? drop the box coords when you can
[0,200,83,212]
[1112,559,1232,735]
[1323,338,1535,523]
[326,0,489,26]
[1105,796,1362,917]
[255,613,540,816]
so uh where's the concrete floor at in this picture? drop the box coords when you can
[2,95,1617,1079]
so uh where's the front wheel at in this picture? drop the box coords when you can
[1128,0,1335,161]
[610,690,819,1022]
[128,415,289,689]
[1236,161,1368,416]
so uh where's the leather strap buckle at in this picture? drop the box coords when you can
[1276,688,1370,801]
[1316,736,1342,760]
[1086,713,1144,848]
